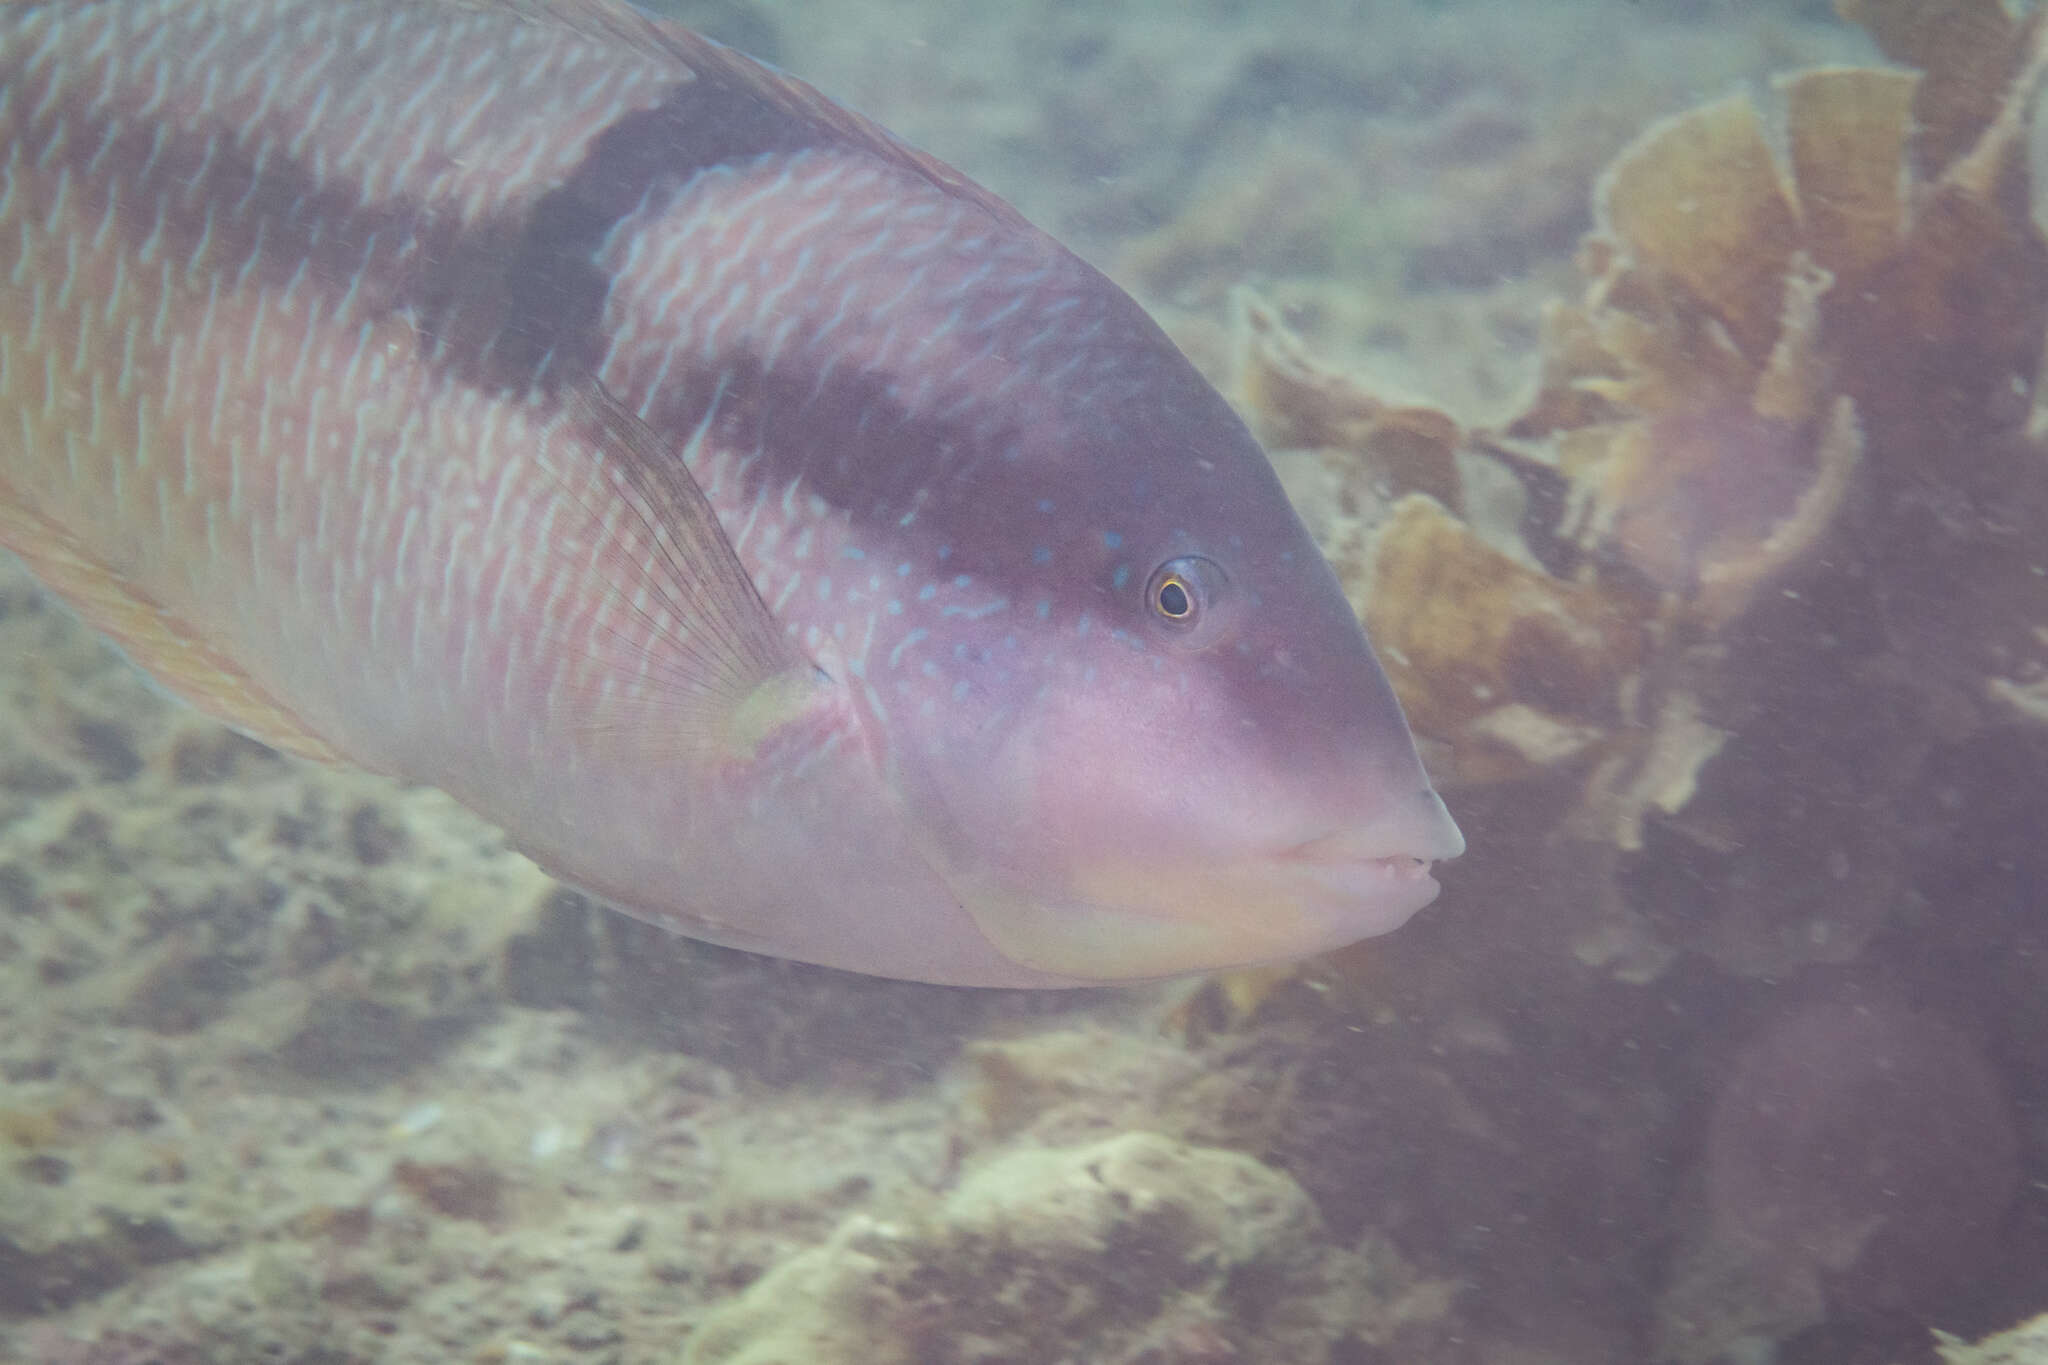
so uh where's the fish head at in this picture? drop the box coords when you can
[861,312,1463,983]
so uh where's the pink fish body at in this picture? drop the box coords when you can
[0,0,1462,986]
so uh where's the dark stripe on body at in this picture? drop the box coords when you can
[0,3,836,400]
[486,65,824,388]
[0,0,1201,596]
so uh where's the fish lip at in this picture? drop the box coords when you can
[1277,848,1442,897]
[1265,846,1446,945]
[1268,802,1463,912]
[1281,841,1438,874]
[1279,820,1464,870]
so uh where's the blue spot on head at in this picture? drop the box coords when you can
[897,562,912,577]
[1032,546,1052,566]
[888,600,904,615]
[888,626,929,669]
[937,544,952,562]
[1112,564,1129,590]
[918,584,938,601]
[843,546,865,561]
[953,573,971,588]
[1103,531,1122,550]
[1035,600,1051,620]
[1037,498,1055,514]
[952,679,972,702]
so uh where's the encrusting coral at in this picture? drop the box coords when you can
[1172,19,2048,1354]
[1233,0,2048,981]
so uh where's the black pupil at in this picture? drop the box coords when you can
[1158,580,1191,617]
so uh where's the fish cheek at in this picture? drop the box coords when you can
[880,680,1328,978]
[938,672,1187,884]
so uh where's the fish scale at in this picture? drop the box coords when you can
[590,145,1105,711]
[0,0,1463,986]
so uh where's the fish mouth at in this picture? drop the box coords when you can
[1278,789,1468,870]
[1269,844,1444,912]
[1260,794,1464,932]
[1266,844,1445,933]
[959,853,1449,984]
[1279,849,1440,894]
[950,800,1463,983]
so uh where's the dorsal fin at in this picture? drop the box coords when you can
[468,0,1038,234]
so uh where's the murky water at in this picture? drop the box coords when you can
[3,2,2045,1362]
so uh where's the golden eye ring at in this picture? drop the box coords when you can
[1153,573,1194,620]
[1145,555,1226,631]
[1142,556,1234,648]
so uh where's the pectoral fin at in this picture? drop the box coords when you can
[547,381,812,759]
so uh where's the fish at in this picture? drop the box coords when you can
[0,0,1463,987]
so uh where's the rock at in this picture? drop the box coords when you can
[502,888,597,1012]
[682,1132,1364,1365]
[344,802,410,866]
[1940,1312,2048,1365]
[1656,993,2019,1362]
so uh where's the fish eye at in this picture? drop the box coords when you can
[1155,574,1193,619]
[1145,556,1229,639]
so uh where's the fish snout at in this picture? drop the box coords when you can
[1281,786,1466,870]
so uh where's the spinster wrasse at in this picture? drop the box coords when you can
[0,0,1462,985]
